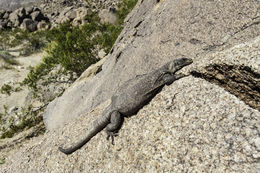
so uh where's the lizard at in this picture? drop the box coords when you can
[59,57,193,155]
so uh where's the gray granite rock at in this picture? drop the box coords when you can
[1,0,260,172]
[2,11,10,19]
[43,0,260,130]
[99,9,117,24]
[1,76,259,172]
[30,10,44,22]
[20,18,37,32]
[37,20,49,30]
[8,11,21,27]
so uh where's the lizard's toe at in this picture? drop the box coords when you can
[106,131,118,145]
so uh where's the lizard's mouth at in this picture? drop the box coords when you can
[184,58,193,65]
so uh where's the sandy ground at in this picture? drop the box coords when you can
[0,51,44,114]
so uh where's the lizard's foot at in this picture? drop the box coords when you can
[106,131,118,145]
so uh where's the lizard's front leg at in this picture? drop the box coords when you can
[163,73,188,85]
[106,110,122,144]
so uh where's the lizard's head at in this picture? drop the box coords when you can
[166,58,193,73]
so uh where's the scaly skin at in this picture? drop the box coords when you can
[59,58,193,155]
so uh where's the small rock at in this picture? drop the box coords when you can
[25,7,34,15]
[99,9,117,24]
[14,7,26,19]
[32,7,40,12]
[40,4,47,9]
[0,10,6,18]
[0,21,7,29]
[20,18,38,32]
[60,6,74,16]
[76,7,90,20]
[215,74,225,80]
[2,12,9,19]
[253,137,260,151]
[98,49,107,59]
[9,12,21,27]
[66,10,77,20]
[55,16,70,24]
[7,21,12,28]
[37,21,49,30]
[9,106,18,114]
[30,11,45,22]
[71,18,80,26]
[252,152,260,159]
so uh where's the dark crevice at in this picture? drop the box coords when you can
[134,21,143,28]
[191,64,260,111]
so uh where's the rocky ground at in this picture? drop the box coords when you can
[0,0,120,31]
[0,0,123,139]
[0,51,44,113]
[1,37,259,171]
[0,0,259,172]
[0,0,39,11]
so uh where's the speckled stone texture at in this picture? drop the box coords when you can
[1,76,259,172]
[1,0,260,172]
[1,36,260,172]
[43,0,260,130]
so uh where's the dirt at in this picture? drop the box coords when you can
[0,51,44,114]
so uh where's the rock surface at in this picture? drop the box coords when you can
[43,0,260,130]
[1,76,259,172]
[0,0,40,11]
[0,7,48,31]
[1,0,260,172]
[0,0,121,30]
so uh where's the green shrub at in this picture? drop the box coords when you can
[0,28,48,55]
[0,50,19,65]
[0,84,13,95]
[0,0,138,139]
[0,105,43,139]
[22,55,57,89]
[117,0,138,25]
[0,158,5,164]
[46,21,98,75]
[23,11,126,88]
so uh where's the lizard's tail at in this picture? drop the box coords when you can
[59,114,110,155]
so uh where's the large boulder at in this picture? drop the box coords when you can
[71,7,91,26]
[8,7,27,27]
[20,18,37,32]
[37,21,49,30]
[44,0,260,130]
[0,10,6,18]
[0,20,7,30]
[25,7,34,16]
[1,45,260,171]
[30,11,45,22]
[65,9,77,20]
[8,12,21,27]
[99,9,118,24]
[2,11,10,19]
[1,0,260,172]
[14,7,26,19]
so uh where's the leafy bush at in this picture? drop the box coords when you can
[0,50,19,67]
[117,0,138,25]
[0,28,47,52]
[45,21,98,76]
[0,158,5,164]
[23,11,125,88]
[0,84,12,95]
[0,0,138,139]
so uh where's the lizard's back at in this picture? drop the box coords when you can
[111,71,163,116]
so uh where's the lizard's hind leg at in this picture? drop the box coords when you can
[106,110,122,144]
